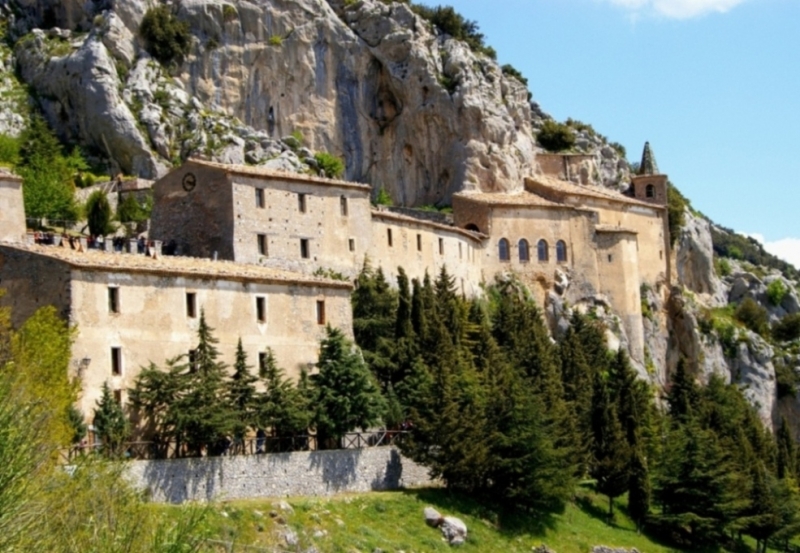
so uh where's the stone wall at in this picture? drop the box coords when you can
[0,174,26,243]
[126,447,434,504]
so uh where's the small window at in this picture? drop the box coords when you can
[459,243,463,259]
[416,234,422,252]
[111,347,122,376]
[438,238,444,255]
[537,240,549,262]
[256,187,265,208]
[498,238,510,262]
[188,349,198,372]
[340,196,348,216]
[556,240,568,263]
[387,228,393,247]
[258,352,267,374]
[257,234,267,256]
[113,389,122,406]
[108,287,119,314]
[660,250,663,260]
[256,296,266,323]
[645,184,655,198]
[519,239,530,262]
[300,238,310,259]
[186,292,197,318]
[349,238,355,252]
[298,193,307,213]
[608,254,613,263]
[316,300,326,325]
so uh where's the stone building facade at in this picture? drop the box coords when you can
[0,170,25,244]
[0,243,352,417]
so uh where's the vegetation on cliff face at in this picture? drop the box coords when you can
[139,6,192,67]
[713,225,799,280]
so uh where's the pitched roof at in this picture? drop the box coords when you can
[186,159,372,192]
[524,175,664,210]
[0,243,352,289]
[452,191,564,208]
[638,141,660,176]
[371,209,486,241]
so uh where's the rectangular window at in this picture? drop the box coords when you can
[108,287,119,314]
[257,234,267,256]
[188,349,197,372]
[348,238,355,252]
[255,187,265,208]
[416,234,422,252]
[459,243,463,259]
[258,352,267,373]
[113,389,122,406]
[300,238,310,259]
[298,193,307,213]
[256,296,266,323]
[111,347,122,376]
[387,228,393,247]
[316,300,326,325]
[438,238,444,255]
[186,292,197,318]
[608,254,614,263]
[340,196,348,216]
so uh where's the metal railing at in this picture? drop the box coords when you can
[61,430,407,462]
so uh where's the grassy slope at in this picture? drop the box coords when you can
[156,487,706,553]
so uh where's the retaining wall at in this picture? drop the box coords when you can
[126,447,433,503]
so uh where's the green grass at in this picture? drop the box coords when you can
[153,487,742,552]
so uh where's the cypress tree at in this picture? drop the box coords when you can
[777,416,796,481]
[589,372,631,520]
[312,326,386,448]
[256,348,310,446]
[86,191,115,237]
[172,311,234,456]
[93,382,129,457]
[395,267,413,340]
[227,339,258,442]
[128,358,184,457]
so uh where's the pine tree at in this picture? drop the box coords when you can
[395,267,413,340]
[85,190,115,237]
[352,261,397,352]
[589,372,631,521]
[667,358,699,422]
[171,311,234,456]
[227,339,258,442]
[93,382,129,457]
[777,416,796,481]
[745,461,784,553]
[312,326,386,447]
[558,315,595,474]
[628,447,651,530]
[67,405,87,445]
[128,358,183,457]
[257,348,310,441]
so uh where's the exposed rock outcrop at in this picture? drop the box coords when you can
[676,210,726,306]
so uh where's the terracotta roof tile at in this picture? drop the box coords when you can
[452,191,564,208]
[524,175,663,209]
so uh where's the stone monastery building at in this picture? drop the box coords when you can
[0,144,670,418]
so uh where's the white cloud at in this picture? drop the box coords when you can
[745,233,800,269]
[604,0,750,19]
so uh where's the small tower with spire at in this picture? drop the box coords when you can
[630,141,668,205]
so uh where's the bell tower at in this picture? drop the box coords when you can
[630,142,668,206]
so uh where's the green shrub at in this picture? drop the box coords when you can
[536,119,575,152]
[767,279,788,306]
[314,152,345,179]
[0,134,20,166]
[222,4,238,22]
[411,4,488,55]
[667,183,686,247]
[140,6,192,66]
[775,359,799,398]
[711,225,798,280]
[500,64,528,86]
[438,73,457,94]
[734,297,769,337]
[116,193,152,224]
[85,191,116,236]
[374,186,392,206]
[714,257,731,277]
[609,141,626,159]
[773,313,800,343]
[268,34,283,46]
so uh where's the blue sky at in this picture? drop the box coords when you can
[443,0,800,267]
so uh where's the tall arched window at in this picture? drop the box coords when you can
[498,238,510,262]
[556,240,568,263]
[537,239,549,262]
[518,239,530,262]
[645,184,655,198]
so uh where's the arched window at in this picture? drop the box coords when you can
[645,184,655,198]
[537,239,549,262]
[518,239,530,262]
[556,240,568,263]
[498,238,510,262]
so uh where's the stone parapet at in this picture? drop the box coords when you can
[125,447,434,503]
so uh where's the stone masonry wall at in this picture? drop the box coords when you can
[126,447,434,504]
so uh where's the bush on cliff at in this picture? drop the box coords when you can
[140,6,192,66]
[536,120,575,152]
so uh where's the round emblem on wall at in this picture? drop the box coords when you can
[182,172,197,192]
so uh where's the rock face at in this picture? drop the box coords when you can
[8,0,538,204]
[676,210,726,306]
